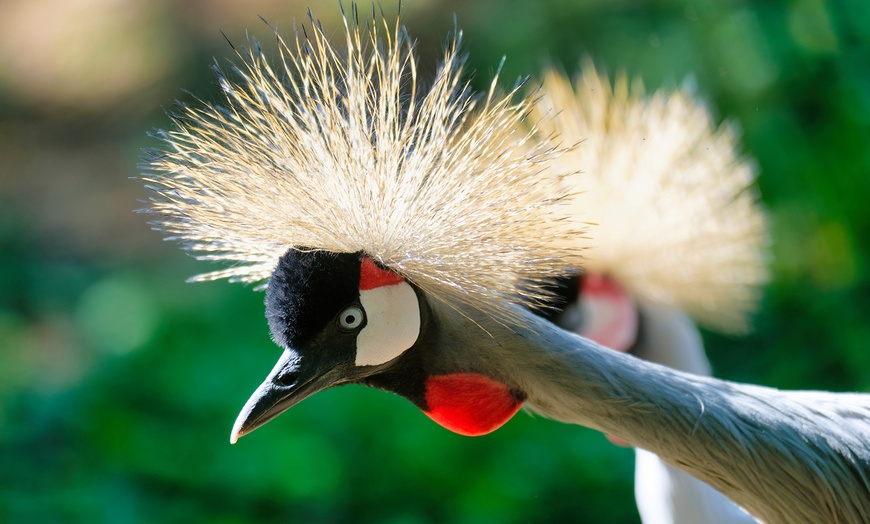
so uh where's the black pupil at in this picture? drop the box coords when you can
[345,313,356,325]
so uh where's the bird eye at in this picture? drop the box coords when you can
[338,305,365,331]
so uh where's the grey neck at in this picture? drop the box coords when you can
[436,302,870,523]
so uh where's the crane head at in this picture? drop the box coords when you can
[231,249,526,443]
[542,273,639,354]
[531,64,768,334]
[142,12,584,443]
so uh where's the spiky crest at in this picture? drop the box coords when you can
[141,11,584,323]
[532,62,768,332]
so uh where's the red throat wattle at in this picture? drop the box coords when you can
[423,373,524,436]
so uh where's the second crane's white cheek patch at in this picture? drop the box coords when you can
[355,281,420,367]
[577,273,638,353]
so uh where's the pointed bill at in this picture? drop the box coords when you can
[230,349,328,443]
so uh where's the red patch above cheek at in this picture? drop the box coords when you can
[360,257,405,290]
[423,373,524,436]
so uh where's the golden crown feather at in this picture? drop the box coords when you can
[141,10,586,323]
[532,62,768,332]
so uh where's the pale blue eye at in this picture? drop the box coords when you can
[339,305,365,330]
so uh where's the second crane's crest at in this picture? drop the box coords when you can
[142,13,584,320]
[532,64,768,332]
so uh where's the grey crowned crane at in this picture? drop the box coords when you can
[141,13,870,524]
[531,65,766,523]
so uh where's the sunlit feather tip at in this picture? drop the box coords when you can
[532,62,768,332]
[141,12,585,320]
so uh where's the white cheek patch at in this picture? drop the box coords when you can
[576,275,638,353]
[355,281,421,366]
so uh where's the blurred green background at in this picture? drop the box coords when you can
[1,0,868,522]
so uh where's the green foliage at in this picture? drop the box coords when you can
[1,0,868,522]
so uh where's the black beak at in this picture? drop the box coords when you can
[230,348,336,443]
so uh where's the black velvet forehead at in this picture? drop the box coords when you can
[265,249,361,348]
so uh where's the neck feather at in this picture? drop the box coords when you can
[437,302,870,523]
